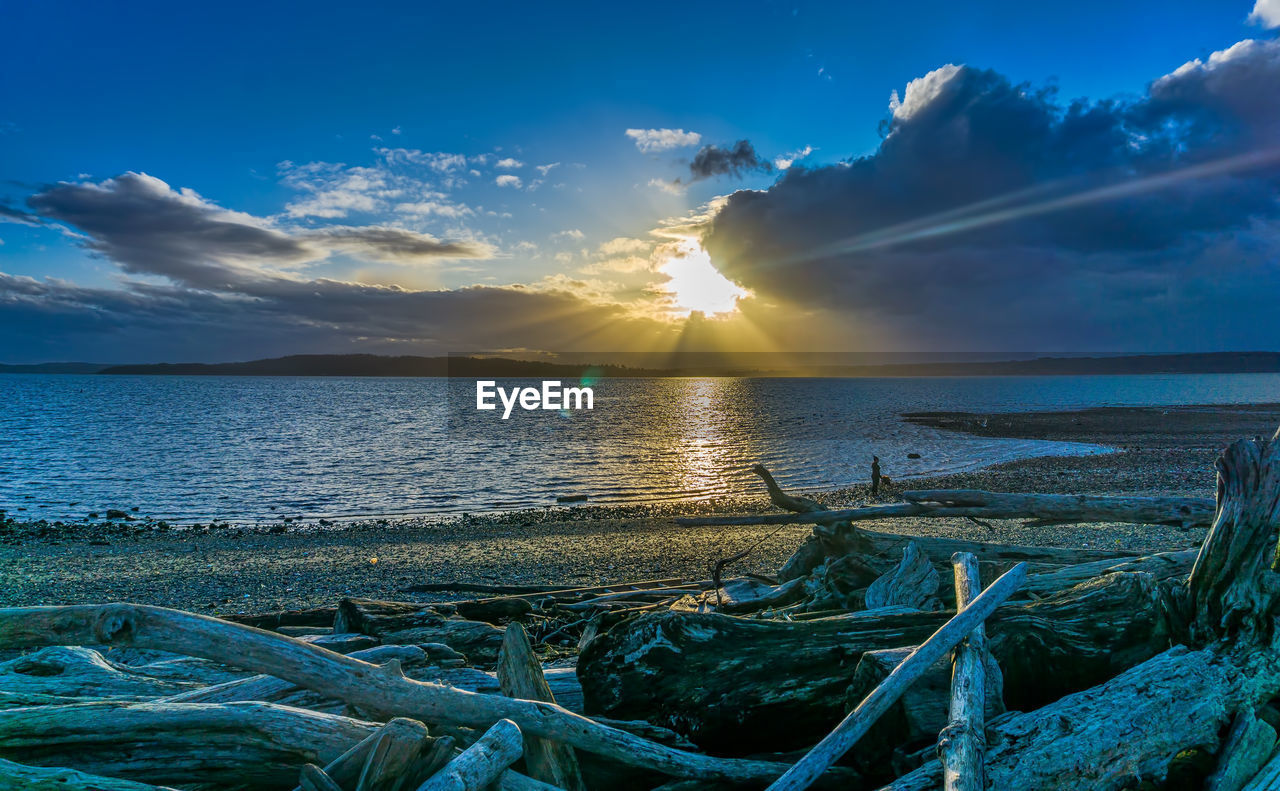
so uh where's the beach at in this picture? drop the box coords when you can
[5,402,1279,615]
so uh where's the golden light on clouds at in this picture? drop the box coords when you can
[658,242,748,317]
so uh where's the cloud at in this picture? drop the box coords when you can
[774,146,815,170]
[376,148,470,173]
[309,226,493,262]
[626,128,702,153]
[495,157,524,169]
[597,237,650,255]
[393,200,473,218]
[703,40,1280,350]
[495,175,523,188]
[552,229,585,241]
[688,140,773,181]
[536,162,560,176]
[1250,0,1280,27]
[0,203,41,226]
[25,172,490,293]
[278,160,394,218]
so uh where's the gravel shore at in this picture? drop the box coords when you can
[5,402,1278,615]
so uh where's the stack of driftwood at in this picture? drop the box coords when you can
[4,428,1280,791]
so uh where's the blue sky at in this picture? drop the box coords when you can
[2,0,1279,361]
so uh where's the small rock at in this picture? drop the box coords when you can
[557,494,589,504]
[907,452,922,459]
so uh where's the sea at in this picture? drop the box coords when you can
[2,373,1279,524]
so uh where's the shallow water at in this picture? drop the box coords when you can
[2,373,1278,523]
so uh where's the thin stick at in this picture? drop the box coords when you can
[940,552,987,791]
[765,562,1027,791]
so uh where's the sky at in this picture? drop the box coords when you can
[1,0,1279,362]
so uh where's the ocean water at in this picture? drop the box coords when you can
[1,373,1278,523]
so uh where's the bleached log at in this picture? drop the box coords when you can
[765,562,1027,791]
[0,757,180,791]
[416,719,523,791]
[0,646,207,703]
[865,543,940,611]
[497,624,585,791]
[677,490,1213,529]
[300,764,345,791]
[1205,708,1277,791]
[0,700,377,787]
[939,552,986,791]
[0,605,823,784]
[355,717,432,791]
[161,644,426,705]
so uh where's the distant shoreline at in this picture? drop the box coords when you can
[4,351,1280,378]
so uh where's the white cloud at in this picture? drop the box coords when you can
[495,175,523,188]
[391,126,403,135]
[496,157,525,169]
[597,237,650,255]
[552,229,585,241]
[1251,0,1280,27]
[648,178,685,195]
[377,148,469,173]
[536,162,560,176]
[626,128,702,153]
[394,200,473,218]
[889,64,962,121]
[774,145,815,170]
[278,161,396,219]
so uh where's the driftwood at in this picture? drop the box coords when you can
[1205,708,1277,791]
[579,568,1164,752]
[0,604,834,784]
[843,644,1003,779]
[884,428,1280,790]
[678,489,1214,529]
[336,600,506,664]
[416,719,524,791]
[1242,747,1280,791]
[0,646,212,704]
[497,624,585,791]
[0,700,378,787]
[939,552,986,791]
[0,757,181,790]
[864,543,940,611]
[300,764,346,791]
[764,562,1026,791]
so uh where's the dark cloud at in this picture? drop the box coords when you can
[311,226,492,262]
[688,140,773,182]
[27,172,319,289]
[703,40,1280,349]
[0,202,41,226]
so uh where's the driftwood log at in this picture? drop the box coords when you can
[0,604,848,785]
[0,700,378,787]
[497,624,585,790]
[0,757,180,790]
[882,428,1280,790]
[678,489,1214,529]
[578,568,1166,753]
[416,719,523,791]
[765,562,1026,790]
[938,553,987,791]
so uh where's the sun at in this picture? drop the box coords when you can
[659,243,748,316]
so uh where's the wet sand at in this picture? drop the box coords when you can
[5,402,1279,615]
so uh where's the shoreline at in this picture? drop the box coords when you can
[4,402,1280,614]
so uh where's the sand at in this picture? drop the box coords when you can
[4,402,1279,616]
